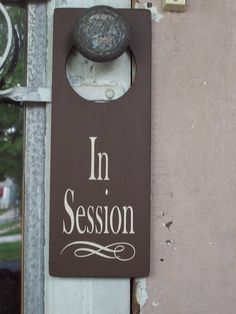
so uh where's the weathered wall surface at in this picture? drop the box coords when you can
[135,0,236,313]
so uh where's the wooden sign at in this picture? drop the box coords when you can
[49,8,151,277]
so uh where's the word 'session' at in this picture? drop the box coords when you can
[61,137,136,261]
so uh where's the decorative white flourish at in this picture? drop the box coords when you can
[60,241,136,262]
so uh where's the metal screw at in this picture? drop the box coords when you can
[105,88,115,100]
[73,6,130,62]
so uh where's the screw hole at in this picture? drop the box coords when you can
[66,48,136,103]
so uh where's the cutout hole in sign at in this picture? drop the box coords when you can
[66,47,136,103]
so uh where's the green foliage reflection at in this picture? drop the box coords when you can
[0,104,23,186]
[0,5,25,187]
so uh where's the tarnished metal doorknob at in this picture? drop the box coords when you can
[73,6,130,62]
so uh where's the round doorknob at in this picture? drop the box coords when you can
[73,6,130,62]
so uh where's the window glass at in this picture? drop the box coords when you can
[0,3,26,314]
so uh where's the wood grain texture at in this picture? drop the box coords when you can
[139,0,236,313]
